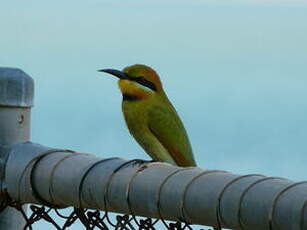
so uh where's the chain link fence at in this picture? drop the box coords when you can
[7,199,216,230]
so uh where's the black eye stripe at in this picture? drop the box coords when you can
[132,76,157,91]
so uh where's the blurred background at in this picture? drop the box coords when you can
[1,0,307,183]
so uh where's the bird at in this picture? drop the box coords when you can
[98,64,196,167]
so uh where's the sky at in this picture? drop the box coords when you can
[1,0,307,228]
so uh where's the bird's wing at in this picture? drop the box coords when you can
[148,104,196,167]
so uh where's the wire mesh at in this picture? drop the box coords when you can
[6,200,218,230]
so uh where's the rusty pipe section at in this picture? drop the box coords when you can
[5,142,307,230]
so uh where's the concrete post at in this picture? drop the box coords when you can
[0,68,34,229]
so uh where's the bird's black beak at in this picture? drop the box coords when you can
[98,69,130,80]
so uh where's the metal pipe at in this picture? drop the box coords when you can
[5,142,307,230]
[0,67,34,230]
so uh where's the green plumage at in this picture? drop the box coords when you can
[122,92,196,167]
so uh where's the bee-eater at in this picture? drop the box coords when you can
[99,64,196,167]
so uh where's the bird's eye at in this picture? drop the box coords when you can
[136,76,146,82]
[135,76,157,92]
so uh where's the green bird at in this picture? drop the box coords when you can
[99,64,196,167]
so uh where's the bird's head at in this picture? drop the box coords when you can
[99,64,163,100]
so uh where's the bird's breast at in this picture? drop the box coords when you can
[121,99,152,133]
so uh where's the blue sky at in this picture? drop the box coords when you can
[1,0,307,181]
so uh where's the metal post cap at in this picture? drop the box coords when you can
[0,67,34,107]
